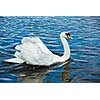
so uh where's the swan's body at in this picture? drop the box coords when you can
[5,32,72,66]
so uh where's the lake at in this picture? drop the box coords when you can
[0,16,100,83]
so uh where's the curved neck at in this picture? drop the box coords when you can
[60,36,70,61]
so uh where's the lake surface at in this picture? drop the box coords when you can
[0,16,100,83]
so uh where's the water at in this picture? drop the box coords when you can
[0,16,100,83]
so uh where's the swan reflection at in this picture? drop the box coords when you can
[20,61,70,83]
[61,62,70,82]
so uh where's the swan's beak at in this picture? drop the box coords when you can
[67,35,73,39]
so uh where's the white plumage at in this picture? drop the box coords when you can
[5,32,72,66]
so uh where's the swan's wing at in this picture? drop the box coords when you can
[20,40,53,65]
[6,37,54,65]
[21,37,53,54]
[5,37,54,65]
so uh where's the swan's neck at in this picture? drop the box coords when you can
[60,36,70,61]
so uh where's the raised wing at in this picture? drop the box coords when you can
[21,37,53,54]
[16,37,54,65]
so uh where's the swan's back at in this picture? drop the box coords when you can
[16,37,54,65]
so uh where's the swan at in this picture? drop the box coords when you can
[5,32,73,66]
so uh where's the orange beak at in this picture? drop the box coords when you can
[67,35,73,39]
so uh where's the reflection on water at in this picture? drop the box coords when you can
[62,62,70,82]
[0,16,100,83]
[18,61,70,83]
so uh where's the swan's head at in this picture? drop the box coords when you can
[60,32,73,39]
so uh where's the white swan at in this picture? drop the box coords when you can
[5,32,73,66]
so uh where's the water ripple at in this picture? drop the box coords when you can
[0,16,100,83]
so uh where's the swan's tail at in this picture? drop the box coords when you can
[5,58,24,64]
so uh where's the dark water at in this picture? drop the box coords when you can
[0,16,100,83]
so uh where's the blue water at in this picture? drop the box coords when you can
[0,16,100,83]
